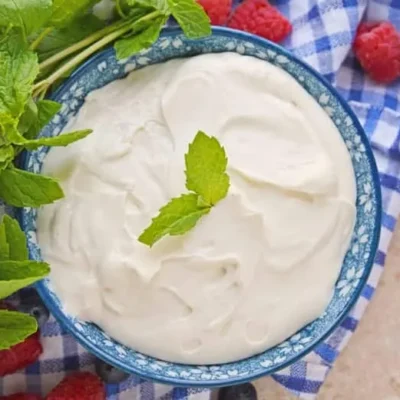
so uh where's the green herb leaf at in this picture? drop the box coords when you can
[0,113,14,143]
[0,223,10,261]
[129,0,169,13]
[0,260,49,299]
[1,118,27,145]
[139,131,230,246]
[138,193,210,246]
[0,145,14,171]
[0,215,28,261]
[36,15,105,61]
[122,1,156,19]
[0,167,64,207]
[22,129,92,150]
[0,30,39,118]
[16,101,90,147]
[24,100,62,140]
[0,214,44,349]
[115,15,167,59]
[1,101,87,149]
[185,131,230,205]
[0,0,53,37]
[2,215,28,261]
[18,97,38,136]
[0,310,38,350]
[0,113,25,147]
[166,0,211,39]
[49,0,103,28]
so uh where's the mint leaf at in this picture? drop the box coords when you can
[49,0,103,28]
[138,193,210,246]
[0,215,28,261]
[36,15,105,61]
[24,100,62,140]
[2,215,28,261]
[167,0,211,39]
[0,260,49,299]
[0,0,52,37]
[139,131,230,246]
[0,145,14,170]
[0,114,15,146]
[123,1,157,19]
[0,31,39,118]
[18,97,38,136]
[14,101,91,148]
[0,167,64,207]
[1,119,27,145]
[0,215,43,349]
[0,113,26,147]
[129,0,169,13]
[115,15,167,59]
[0,113,15,135]
[19,99,60,139]
[0,223,10,261]
[22,129,92,150]
[185,131,230,205]
[34,100,62,129]
[0,310,37,350]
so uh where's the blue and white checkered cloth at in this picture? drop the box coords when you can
[1,0,400,398]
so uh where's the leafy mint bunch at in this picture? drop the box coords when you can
[139,131,230,246]
[0,0,211,350]
[0,215,50,350]
[0,30,92,208]
[0,0,211,207]
[113,0,211,59]
[31,0,211,96]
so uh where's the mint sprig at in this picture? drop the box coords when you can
[0,215,28,261]
[138,193,211,246]
[0,168,64,208]
[0,309,38,350]
[0,215,50,349]
[166,0,211,39]
[139,131,230,247]
[0,29,92,207]
[114,14,168,59]
[0,260,50,299]
[185,131,230,206]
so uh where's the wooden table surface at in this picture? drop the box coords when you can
[254,223,400,400]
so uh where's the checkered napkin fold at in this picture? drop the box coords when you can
[2,0,400,399]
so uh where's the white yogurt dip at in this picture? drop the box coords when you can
[37,53,356,364]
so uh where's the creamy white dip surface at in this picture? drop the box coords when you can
[37,53,356,364]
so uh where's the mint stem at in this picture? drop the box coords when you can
[34,10,161,92]
[38,19,129,70]
[30,27,54,51]
[115,0,128,19]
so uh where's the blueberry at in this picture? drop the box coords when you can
[219,383,258,400]
[95,358,130,384]
[19,289,50,328]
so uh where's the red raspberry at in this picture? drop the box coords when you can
[197,0,232,25]
[0,394,42,400]
[228,0,292,43]
[0,331,42,377]
[45,372,105,400]
[353,21,400,83]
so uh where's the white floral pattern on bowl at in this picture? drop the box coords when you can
[19,27,381,387]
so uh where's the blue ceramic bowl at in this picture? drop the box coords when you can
[20,27,381,387]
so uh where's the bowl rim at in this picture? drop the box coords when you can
[20,26,382,387]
